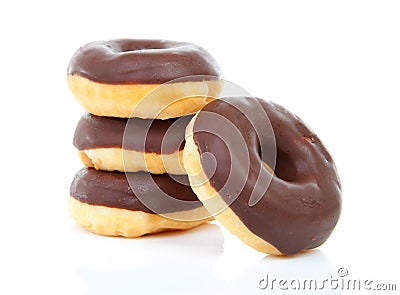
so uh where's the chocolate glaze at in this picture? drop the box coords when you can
[193,97,342,255]
[70,168,202,213]
[67,39,221,84]
[73,113,192,154]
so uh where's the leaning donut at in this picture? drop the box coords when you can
[73,113,191,174]
[69,168,210,237]
[67,39,222,119]
[183,97,342,255]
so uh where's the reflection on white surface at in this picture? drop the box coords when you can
[68,222,224,269]
[212,227,341,295]
[68,222,341,295]
[69,222,224,294]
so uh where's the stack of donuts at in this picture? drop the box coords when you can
[67,39,222,237]
[67,39,342,256]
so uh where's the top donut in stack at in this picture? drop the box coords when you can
[67,39,222,119]
[67,39,222,237]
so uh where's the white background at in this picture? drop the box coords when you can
[1,0,399,294]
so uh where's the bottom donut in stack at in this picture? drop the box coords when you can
[69,168,210,237]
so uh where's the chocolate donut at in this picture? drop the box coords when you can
[73,113,192,174]
[69,168,210,237]
[67,39,222,119]
[183,97,342,255]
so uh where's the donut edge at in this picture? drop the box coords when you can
[67,75,222,119]
[68,196,209,237]
[77,148,186,175]
[183,115,283,255]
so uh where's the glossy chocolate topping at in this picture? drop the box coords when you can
[193,97,342,255]
[73,113,192,154]
[67,39,221,84]
[70,168,202,213]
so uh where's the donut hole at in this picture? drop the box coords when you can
[122,46,151,52]
[258,143,296,181]
[273,149,297,182]
[120,42,165,53]
[120,45,145,52]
